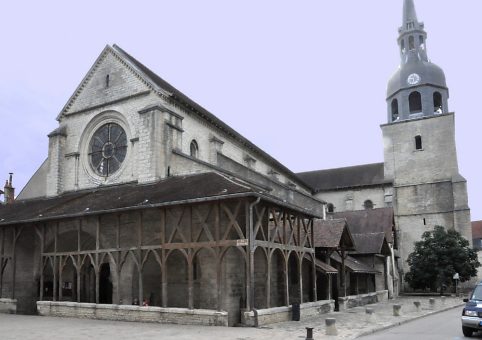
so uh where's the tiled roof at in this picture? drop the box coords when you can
[331,252,380,274]
[297,163,391,192]
[333,207,395,243]
[313,218,355,250]
[0,173,257,226]
[472,221,482,239]
[350,233,391,256]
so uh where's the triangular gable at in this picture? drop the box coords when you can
[57,45,171,120]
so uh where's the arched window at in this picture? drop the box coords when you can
[409,36,415,50]
[391,99,399,121]
[364,200,374,210]
[400,39,405,52]
[190,140,199,158]
[327,203,334,213]
[419,35,424,45]
[433,92,443,114]
[409,91,422,113]
[415,135,423,150]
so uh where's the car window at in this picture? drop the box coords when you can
[472,285,482,300]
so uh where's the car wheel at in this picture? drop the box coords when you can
[462,326,473,337]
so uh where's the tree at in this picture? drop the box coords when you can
[405,225,480,292]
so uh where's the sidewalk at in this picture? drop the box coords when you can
[0,296,464,340]
[265,295,463,339]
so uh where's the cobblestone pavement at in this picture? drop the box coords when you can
[0,296,464,340]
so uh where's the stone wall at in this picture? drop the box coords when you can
[37,301,228,326]
[241,300,333,326]
[338,290,388,311]
[0,298,17,314]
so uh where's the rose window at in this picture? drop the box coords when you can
[89,123,127,176]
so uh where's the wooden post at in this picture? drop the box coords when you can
[115,214,121,305]
[160,209,167,307]
[341,249,346,297]
[298,254,303,304]
[77,219,81,303]
[95,217,100,304]
[284,255,289,306]
[53,223,58,301]
[215,203,222,311]
[311,253,317,302]
[247,200,255,311]
[188,253,194,309]
[59,256,63,301]
[266,251,271,308]
[137,212,143,304]
[39,225,45,301]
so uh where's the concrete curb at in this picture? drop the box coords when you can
[355,303,464,338]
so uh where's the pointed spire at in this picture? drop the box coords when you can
[403,0,418,26]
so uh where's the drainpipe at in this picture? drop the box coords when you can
[247,197,261,312]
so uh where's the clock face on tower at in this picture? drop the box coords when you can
[407,73,421,86]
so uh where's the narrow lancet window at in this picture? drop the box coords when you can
[391,99,399,122]
[409,36,415,50]
[433,92,443,114]
[409,91,422,113]
[190,140,199,158]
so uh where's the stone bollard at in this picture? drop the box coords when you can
[365,307,375,322]
[325,318,338,336]
[413,301,421,312]
[305,327,314,340]
[429,298,435,310]
[441,296,446,305]
[393,304,402,316]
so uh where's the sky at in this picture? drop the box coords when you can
[0,0,481,220]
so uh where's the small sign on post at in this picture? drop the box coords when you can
[453,272,460,296]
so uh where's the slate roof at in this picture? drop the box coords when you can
[350,233,391,256]
[313,218,355,250]
[333,207,395,243]
[0,172,309,226]
[296,163,391,192]
[314,258,338,275]
[111,45,312,192]
[472,221,482,239]
[331,252,380,274]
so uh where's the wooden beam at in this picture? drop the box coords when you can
[0,227,4,297]
[254,240,314,253]
[115,214,121,305]
[39,224,45,301]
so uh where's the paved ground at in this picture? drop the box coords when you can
[0,296,464,340]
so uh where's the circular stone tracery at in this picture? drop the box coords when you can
[89,123,127,177]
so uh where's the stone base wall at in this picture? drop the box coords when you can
[36,301,228,326]
[241,300,333,326]
[0,298,17,314]
[339,290,389,310]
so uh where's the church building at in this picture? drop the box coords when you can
[0,0,472,326]
[298,0,472,287]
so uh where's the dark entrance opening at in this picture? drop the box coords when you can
[99,263,113,304]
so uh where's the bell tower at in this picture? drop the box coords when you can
[381,0,472,285]
[386,0,449,123]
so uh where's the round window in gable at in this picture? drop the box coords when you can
[89,123,127,177]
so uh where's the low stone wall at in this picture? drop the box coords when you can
[339,290,389,310]
[241,300,333,326]
[0,298,17,314]
[36,301,228,326]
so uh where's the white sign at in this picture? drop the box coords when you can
[453,273,460,280]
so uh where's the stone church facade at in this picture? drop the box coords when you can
[0,0,472,326]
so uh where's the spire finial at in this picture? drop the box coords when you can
[403,0,418,26]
